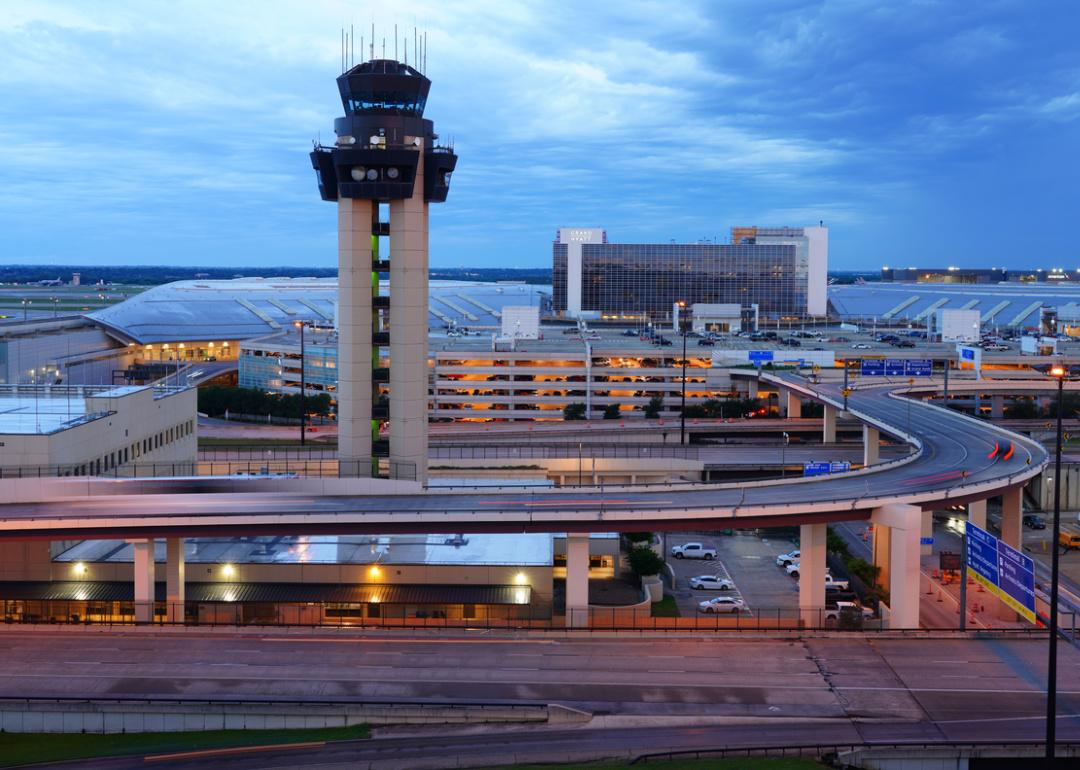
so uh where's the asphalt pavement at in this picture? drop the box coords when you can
[5,627,1080,768]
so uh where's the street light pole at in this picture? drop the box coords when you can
[294,320,307,447]
[1047,365,1066,759]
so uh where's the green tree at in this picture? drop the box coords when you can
[627,546,665,577]
[602,403,621,419]
[644,396,664,418]
[563,402,587,420]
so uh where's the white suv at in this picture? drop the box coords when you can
[776,550,800,567]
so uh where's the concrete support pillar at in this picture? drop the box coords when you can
[799,523,827,628]
[131,539,155,624]
[920,509,933,556]
[165,538,185,624]
[871,503,922,629]
[337,198,374,476]
[863,425,880,466]
[389,139,429,484]
[967,499,987,531]
[996,487,1024,622]
[872,523,891,590]
[991,394,1005,420]
[565,533,590,628]
[783,389,801,418]
[823,404,837,444]
[1000,486,1022,550]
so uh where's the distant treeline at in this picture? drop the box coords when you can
[0,265,553,287]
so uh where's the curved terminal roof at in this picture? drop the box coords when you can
[830,282,1080,328]
[88,278,551,344]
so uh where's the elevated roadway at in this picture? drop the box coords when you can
[0,374,1049,627]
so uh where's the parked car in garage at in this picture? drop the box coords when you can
[689,574,735,590]
[776,550,800,567]
[698,596,746,614]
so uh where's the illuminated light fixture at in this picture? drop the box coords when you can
[386,166,400,180]
[73,562,87,575]
[368,565,382,579]
[514,572,528,585]
[365,168,379,181]
[1051,365,1066,377]
[350,166,366,181]
[221,564,235,578]
[514,588,529,604]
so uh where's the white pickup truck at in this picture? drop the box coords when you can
[671,542,717,560]
[785,564,850,590]
[825,601,874,621]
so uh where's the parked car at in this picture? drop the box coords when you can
[824,576,850,591]
[852,343,871,349]
[698,596,745,614]
[782,338,802,347]
[671,542,717,560]
[689,574,735,590]
[1023,514,1046,530]
[776,550,800,567]
[897,340,916,348]
[697,338,715,347]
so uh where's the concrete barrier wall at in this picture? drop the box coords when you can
[0,698,556,734]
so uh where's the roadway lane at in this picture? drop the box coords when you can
[6,629,1080,769]
[0,375,1048,539]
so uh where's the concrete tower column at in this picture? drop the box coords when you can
[565,533,590,628]
[131,539,155,624]
[389,139,428,484]
[863,425,880,466]
[783,389,801,418]
[871,504,922,629]
[338,198,375,476]
[165,538,185,623]
[967,499,987,531]
[991,395,1005,420]
[823,404,837,444]
[798,523,827,628]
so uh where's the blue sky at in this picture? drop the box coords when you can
[2,1,1079,270]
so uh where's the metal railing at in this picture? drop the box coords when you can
[0,601,1054,633]
[0,459,417,482]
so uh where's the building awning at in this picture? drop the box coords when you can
[0,582,530,605]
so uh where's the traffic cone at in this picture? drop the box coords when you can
[977,584,985,593]
[937,590,944,603]
[933,568,940,579]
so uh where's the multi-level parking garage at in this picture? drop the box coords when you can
[0,371,1047,630]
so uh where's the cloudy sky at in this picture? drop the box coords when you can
[2,1,1078,269]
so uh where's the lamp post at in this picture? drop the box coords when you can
[294,320,307,447]
[678,300,687,445]
[1046,364,1066,759]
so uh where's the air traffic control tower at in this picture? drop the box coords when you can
[310,57,456,482]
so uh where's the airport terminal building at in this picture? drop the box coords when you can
[552,226,828,322]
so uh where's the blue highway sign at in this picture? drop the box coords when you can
[803,462,832,477]
[749,350,774,363]
[905,359,933,377]
[860,359,885,376]
[885,359,906,376]
[966,522,1000,594]
[996,539,1036,623]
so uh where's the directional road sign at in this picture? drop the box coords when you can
[860,359,885,376]
[749,350,774,363]
[803,462,832,477]
[996,539,1036,623]
[905,359,933,377]
[965,522,1036,624]
[884,358,906,376]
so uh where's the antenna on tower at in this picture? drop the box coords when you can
[341,28,345,73]
[370,23,374,60]
[414,27,418,70]
[350,24,354,68]
[404,36,408,66]
[394,24,398,60]
[360,35,364,65]
[423,31,427,73]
